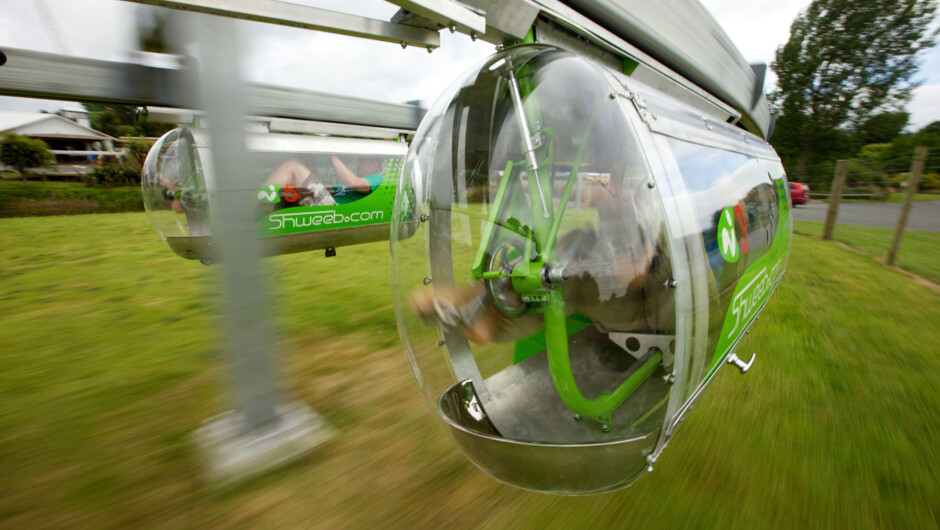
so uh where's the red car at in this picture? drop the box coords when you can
[789,182,810,205]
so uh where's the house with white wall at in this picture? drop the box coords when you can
[0,111,121,174]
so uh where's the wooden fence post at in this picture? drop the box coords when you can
[822,160,850,241]
[887,146,928,265]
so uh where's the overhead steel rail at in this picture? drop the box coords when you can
[0,47,425,131]
[404,0,774,139]
[141,107,419,140]
[121,0,445,49]
[2,0,773,138]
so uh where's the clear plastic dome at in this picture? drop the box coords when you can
[142,128,408,261]
[141,128,212,258]
[391,46,678,493]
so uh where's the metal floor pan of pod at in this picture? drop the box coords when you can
[438,326,671,494]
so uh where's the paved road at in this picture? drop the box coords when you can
[791,199,940,232]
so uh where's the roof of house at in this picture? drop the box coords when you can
[0,111,114,141]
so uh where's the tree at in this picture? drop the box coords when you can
[0,133,54,177]
[920,120,940,136]
[770,0,937,175]
[82,103,138,138]
[854,111,910,146]
[882,121,940,174]
[80,103,174,138]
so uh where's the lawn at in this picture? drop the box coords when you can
[0,213,938,528]
[812,193,939,204]
[0,179,143,216]
[794,220,940,285]
[888,192,940,203]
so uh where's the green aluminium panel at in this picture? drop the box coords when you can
[665,136,791,378]
[256,157,404,236]
[710,171,791,371]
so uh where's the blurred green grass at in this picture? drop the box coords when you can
[813,193,938,203]
[794,220,940,284]
[0,180,143,216]
[0,213,938,528]
[888,192,940,203]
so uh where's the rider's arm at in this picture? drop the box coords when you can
[330,156,373,193]
[157,172,186,214]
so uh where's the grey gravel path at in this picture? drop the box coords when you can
[791,199,940,232]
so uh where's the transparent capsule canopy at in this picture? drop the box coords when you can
[141,127,408,261]
[141,127,211,249]
[391,46,678,493]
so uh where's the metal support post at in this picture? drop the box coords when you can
[822,159,849,241]
[190,15,332,486]
[887,146,928,265]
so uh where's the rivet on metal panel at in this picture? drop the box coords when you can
[427,46,435,53]
[601,424,610,432]
[423,277,432,285]
[609,92,616,100]
[437,340,445,347]
[420,213,429,222]
[449,25,457,33]
[573,413,582,421]
[647,181,656,189]
[470,32,477,41]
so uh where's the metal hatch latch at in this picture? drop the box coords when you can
[726,352,756,373]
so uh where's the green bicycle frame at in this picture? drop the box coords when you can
[473,60,662,426]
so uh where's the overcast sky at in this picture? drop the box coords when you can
[1,0,938,130]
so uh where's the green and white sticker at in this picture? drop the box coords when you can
[256,183,280,203]
[718,206,739,263]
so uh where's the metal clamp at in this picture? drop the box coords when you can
[726,352,755,373]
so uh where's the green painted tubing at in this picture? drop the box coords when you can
[543,104,599,257]
[472,159,516,279]
[544,294,663,424]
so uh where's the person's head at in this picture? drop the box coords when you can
[357,155,383,177]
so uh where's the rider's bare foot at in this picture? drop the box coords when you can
[408,284,500,343]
